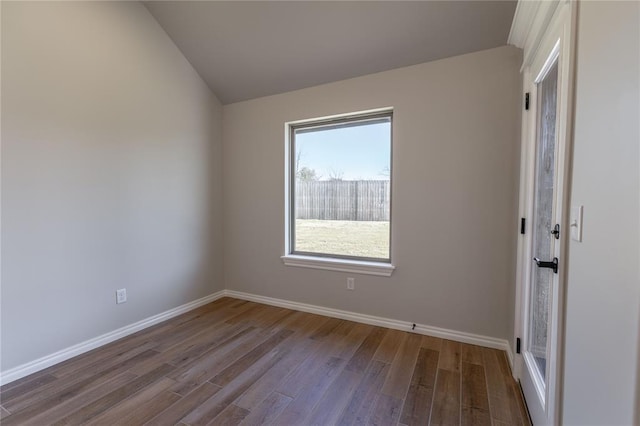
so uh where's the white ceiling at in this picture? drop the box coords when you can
[144,1,517,104]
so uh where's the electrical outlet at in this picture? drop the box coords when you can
[116,288,127,304]
[347,277,355,290]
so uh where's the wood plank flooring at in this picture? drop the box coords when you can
[0,298,531,425]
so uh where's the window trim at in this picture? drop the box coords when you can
[280,254,395,277]
[283,108,395,275]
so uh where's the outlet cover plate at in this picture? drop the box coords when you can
[116,288,127,304]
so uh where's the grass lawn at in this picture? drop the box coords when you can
[295,219,390,259]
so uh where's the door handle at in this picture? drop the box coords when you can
[533,257,558,274]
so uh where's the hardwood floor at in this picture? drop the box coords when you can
[0,298,531,425]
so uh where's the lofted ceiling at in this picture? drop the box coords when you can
[144,1,517,104]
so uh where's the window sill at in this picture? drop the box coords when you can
[281,254,395,277]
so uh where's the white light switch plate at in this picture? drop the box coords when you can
[570,205,583,242]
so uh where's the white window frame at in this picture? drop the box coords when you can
[281,108,395,277]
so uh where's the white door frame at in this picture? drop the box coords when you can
[511,1,577,424]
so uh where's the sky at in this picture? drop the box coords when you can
[295,121,391,181]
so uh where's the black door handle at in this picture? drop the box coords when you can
[533,257,558,274]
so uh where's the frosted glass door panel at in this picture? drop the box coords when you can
[528,61,558,385]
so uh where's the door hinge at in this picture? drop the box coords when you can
[520,218,526,235]
[516,337,521,354]
[525,93,530,110]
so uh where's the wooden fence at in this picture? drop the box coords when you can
[295,180,390,221]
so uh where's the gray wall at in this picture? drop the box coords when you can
[1,1,224,371]
[222,46,522,342]
[562,1,640,424]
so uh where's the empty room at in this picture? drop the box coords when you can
[1,1,638,425]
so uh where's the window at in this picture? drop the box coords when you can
[283,109,394,276]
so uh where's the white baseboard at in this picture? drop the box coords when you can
[1,288,515,386]
[0,291,226,386]
[223,290,515,369]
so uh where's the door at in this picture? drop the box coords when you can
[521,54,560,425]
[515,2,575,425]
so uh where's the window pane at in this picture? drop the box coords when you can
[293,115,391,260]
[528,61,559,385]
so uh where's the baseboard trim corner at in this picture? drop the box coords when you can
[0,290,226,386]
[223,290,513,363]
[505,344,515,373]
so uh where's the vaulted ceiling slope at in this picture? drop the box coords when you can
[145,1,517,104]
